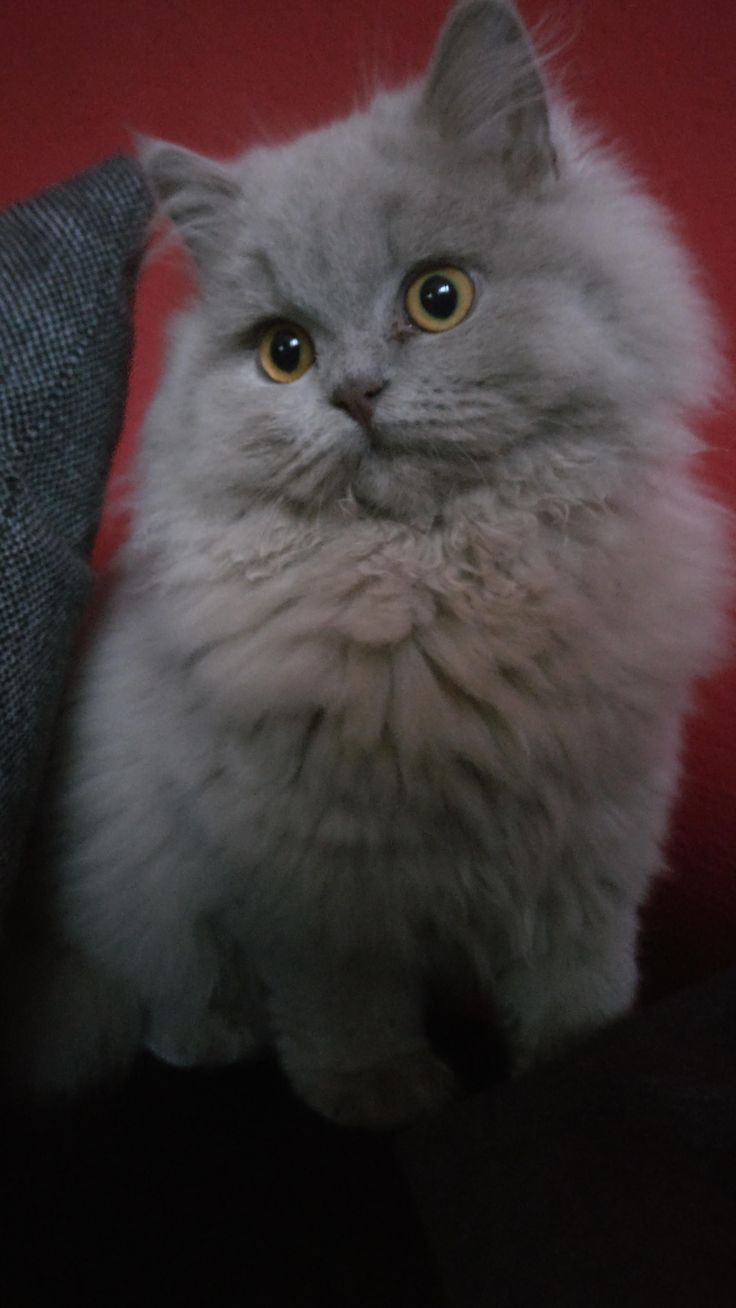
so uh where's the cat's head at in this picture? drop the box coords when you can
[140,0,718,522]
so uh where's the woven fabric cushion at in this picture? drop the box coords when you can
[0,156,151,908]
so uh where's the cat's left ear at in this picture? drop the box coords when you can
[137,136,241,270]
[420,0,556,190]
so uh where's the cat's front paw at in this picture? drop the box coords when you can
[292,1050,456,1129]
[145,1011,259,1069]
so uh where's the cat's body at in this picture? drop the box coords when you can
[11,1,728,1125]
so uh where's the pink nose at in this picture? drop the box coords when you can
[331,377,386,428]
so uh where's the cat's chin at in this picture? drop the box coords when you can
[350,453,442,520]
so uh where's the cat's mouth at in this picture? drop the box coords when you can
[353,417,426,461]
[354,419,483,465]
[352,415,390,453]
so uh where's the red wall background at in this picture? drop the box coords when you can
[2,0,735,998]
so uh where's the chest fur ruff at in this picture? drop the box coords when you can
[159,505,662,827]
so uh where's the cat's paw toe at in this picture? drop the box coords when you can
[146,1014,259,1069]
[294,1050,456,1129]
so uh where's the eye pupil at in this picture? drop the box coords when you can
[270,328,302,373]
[419,274,458,320]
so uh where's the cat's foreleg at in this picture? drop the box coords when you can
[496,900,639,1071]
[266,951,456,1128]
[142,917,261,1069]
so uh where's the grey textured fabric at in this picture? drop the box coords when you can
[0,156,152,906]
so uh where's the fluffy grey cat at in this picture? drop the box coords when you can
[11,0,729,1126]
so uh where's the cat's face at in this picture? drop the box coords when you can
[159,117,563,519]
[142,1,714,521]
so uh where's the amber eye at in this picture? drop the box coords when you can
[405,266,474,333]
[258,322,315,382]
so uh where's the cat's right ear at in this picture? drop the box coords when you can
[420,0,555,191]
[137,137,241,270]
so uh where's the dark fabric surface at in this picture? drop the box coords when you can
[0,1056,445,1308]
[400,968,736,1308]
[2,972,736,1306]
[0,157,151,902]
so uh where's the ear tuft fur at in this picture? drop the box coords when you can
[137,136,241,268]
[421,0,556,189]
